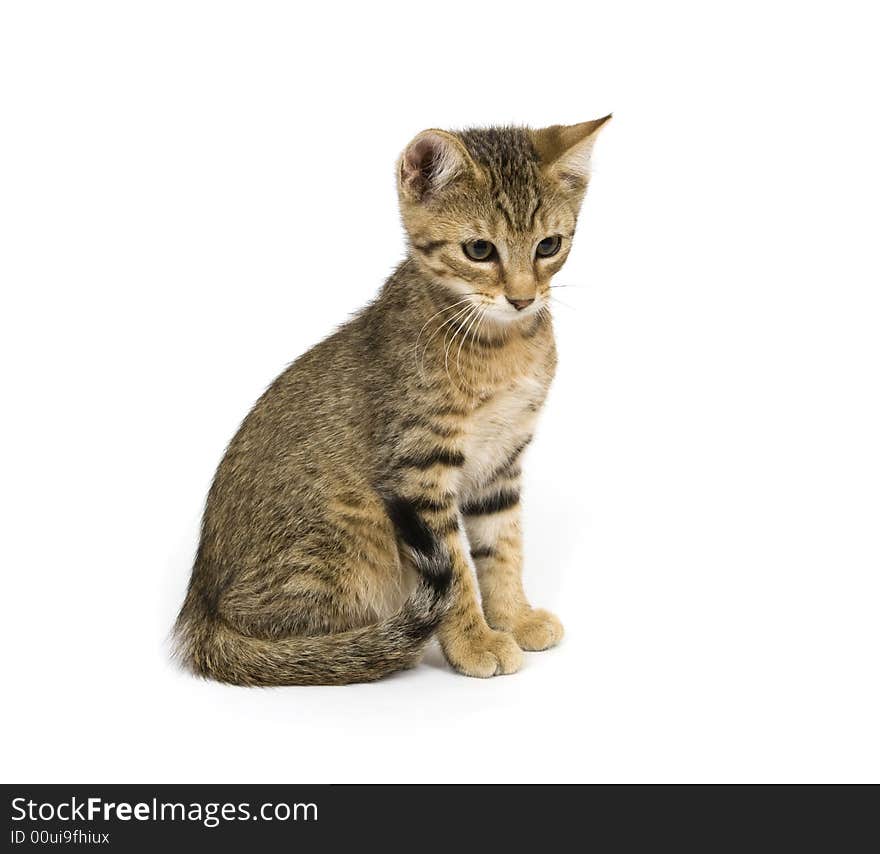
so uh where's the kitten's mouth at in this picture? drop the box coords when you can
[451,289,546,328]
[481,297,545,325]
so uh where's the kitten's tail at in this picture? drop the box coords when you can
[173,547,453,687]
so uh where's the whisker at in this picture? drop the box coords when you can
[549,294,577,311]
[418,303,475,382]
[455,303,484,387]
[413,297,474,354]
[428,304,474,354]
[444,304,479,385]
[475,306,488,345]
[466,307,489,392]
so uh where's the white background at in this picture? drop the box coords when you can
[2,1,878,784]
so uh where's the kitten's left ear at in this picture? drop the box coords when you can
[398,129,474,203]
[532,115,612,193]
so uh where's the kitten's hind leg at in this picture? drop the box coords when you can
[219,493,407,639]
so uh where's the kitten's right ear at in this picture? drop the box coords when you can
[532,115,612,194]
[398,130,472,202]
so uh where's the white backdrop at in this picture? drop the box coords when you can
[2,1,878,783]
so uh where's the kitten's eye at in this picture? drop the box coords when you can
[536,235,562,258]
[462,239,496,262]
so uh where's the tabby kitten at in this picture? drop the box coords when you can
[174,117,610,684]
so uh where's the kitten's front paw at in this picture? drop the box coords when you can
[507,608,564,651]
[443,626,523,678]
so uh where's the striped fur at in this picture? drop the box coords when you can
[174,118,610,684]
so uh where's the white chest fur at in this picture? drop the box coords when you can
[459,372,549,498]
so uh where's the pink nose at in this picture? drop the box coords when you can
[507,297,534,311]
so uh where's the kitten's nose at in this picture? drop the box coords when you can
[506,297,534,311]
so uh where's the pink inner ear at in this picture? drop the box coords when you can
[403,135,442,185]
[400,133,458,201]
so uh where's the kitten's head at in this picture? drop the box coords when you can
[397,118,610,323]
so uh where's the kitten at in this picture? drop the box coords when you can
[174,117,611,684]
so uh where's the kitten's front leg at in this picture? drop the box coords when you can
[464,476,564,652]
[388,441,522,678]
[435,530,523,678]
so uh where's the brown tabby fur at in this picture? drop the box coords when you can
[174,117,611,684]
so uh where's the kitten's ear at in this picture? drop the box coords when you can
[532,115,612,192]
[398,130,472,202]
